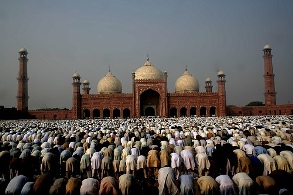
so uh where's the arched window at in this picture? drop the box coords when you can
[170,107,177,117]
[83,109,90,119]
[180,107,187,117]
[93,109,100,118]
[200,107,206,116]
[113,108,120,118]
[103,109,110,118]
[210,106,216,116]
[123,108,131,118]
[190,107,196,116]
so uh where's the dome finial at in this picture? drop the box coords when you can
[185,65,187,71]
[147,53,149,61]
[108,64,111,72]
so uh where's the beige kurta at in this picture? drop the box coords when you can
[137,155,147,169]
[113,159,120,173]
[66,157,79,174]
[119,159,126,173]
[160,150,170,167]
[119,174,135,195]
[126,155,136,173]
[280,150,293,169]
[147,150,161,168]
[158,167,178,195]
[101,156,113,171]
[255,176,276,194]
[197,176,219,195]
[257,154,276,175]
[273,155,290,172]
[232,172,254,195]
[196,153,210,176]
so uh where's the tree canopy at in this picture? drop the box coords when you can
[246,101,265,106]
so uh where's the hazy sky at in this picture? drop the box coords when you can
[1,1,293,110]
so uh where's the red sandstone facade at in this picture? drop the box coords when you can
[227,44,293,116]
[17,45,292,119]
[17,48,29,111]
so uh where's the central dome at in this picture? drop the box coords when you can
[97,71,122,94]
[175,70,199,93]
[135,58,164,80]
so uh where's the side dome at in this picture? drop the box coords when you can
[73,71,80,78]
[217,70,225,76]
[83,79,89,84]
[19,47,28,53]
[134,58,164,80]
[175,70,199,93]
[263,44,271,50]
[97,71,122,94]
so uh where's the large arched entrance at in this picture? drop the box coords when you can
[140,89,160,117]
[123,108,130,118]
[93,109,100,118]
[145,107,155,116]
[170,107,177,117]
[83,109,90,119]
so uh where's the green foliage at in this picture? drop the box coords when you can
[246,101,264,106]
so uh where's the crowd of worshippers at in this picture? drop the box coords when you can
[0,115,293,195]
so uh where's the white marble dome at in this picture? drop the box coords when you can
[175,70,199,93]
[73,71,80,78]
[83,79,89,84]
[19,47,27,53]
[135,58,164,80]
[205,77,211,82]
[217,70,225,76]
[97,71,122,94]
[264,44,271,50]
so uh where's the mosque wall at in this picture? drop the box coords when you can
[168,92,220,117]
[227,104,293,116]
[28,109,72,120]
[16,45,293,120]
[80,94,133,119]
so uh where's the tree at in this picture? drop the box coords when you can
[246,101,264,106]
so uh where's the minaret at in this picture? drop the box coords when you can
[217,70,226,116]
[72,72,81,119]
[205,77,213,92]
[82,79,91,95]
[263,44,276,106]
[17,48,29,111]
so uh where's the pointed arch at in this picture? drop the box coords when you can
[103,109,110,118]
[140,89,160,116]
[83,109,90,119]
[180,107,187,117]
[200,107,206,116]
[93,109,100,118]
[170,107,177,117]
[123,108,131,118]
[113,108,120,118]
[210,106,216,116]
[190,107,196,116]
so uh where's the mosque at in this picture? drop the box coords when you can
[16,44,293,119]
